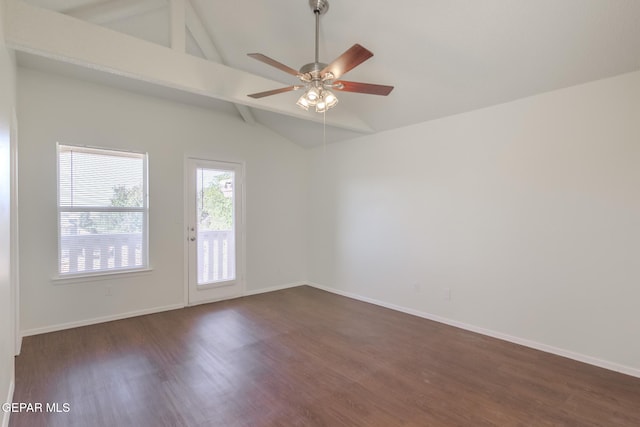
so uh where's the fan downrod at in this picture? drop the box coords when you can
[309,0,329,15]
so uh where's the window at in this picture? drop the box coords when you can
[57,144,148,276]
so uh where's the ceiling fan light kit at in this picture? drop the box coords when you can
[247,0,393,113]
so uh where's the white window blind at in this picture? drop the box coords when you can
[57,144,148,276]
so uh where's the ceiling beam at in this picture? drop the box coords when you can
[170,0,185,52]
[232,104,257,126]
[183,0,221,63]
[184,0,255,124]
[63,0,309,127]
[64,0,258,125]
[65,0,164,26]
[5,0,373,133]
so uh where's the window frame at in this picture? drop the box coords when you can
[56,143,149,278]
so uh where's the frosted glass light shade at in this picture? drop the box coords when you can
[324,90,338,109]
[316,99,327,113]
[296,95,310,110]
[306,87,320,102]
[295,86,339,113]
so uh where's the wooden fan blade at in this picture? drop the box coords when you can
[247,53,300,77]
[247,86,301,99]
[334,80,394,96]
[320,44,373,80]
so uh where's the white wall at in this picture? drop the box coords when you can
[13,54,640,379]
[0,0,17,423]
[308,71,640,374]
[17,68,308,334]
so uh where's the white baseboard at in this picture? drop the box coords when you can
[19,282,306,338]
[243,281,305,297]
[18,281,638,379]
[7,284,304,426]
[308,282,640,379]
[2,380,14,427]
[20,303,185,337]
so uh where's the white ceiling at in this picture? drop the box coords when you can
[19,0,640,147]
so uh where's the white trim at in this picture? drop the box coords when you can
[15,336,22,356]
[57,143,147,157]
[20,303,184,337]
[51,267,154,284]
[18,282,296,337]
[239,163,247,297]
[55,143,150,277]
[243,281,305,297]
[307,282,640,379]
[183,156,189,307]
[10,108,20,356]
[2,380,14,427]
[184,157,246,305]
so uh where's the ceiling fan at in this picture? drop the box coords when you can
[247,0,394,113]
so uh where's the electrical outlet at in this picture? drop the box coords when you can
[105,285,112,296]
[443,287,451,301]
[413,282,421,293]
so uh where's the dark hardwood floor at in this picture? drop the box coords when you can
[10,286,640,426]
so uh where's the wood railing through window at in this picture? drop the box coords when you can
[60,230,234,281]
[197,229,235,284]
[60,233,143,274]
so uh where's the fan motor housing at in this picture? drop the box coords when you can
[309,0,329,15]
[299,62,328,76]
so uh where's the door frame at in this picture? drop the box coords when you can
[11,109,21,355]
[183,156,246,306]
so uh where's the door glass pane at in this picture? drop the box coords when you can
[196,168,235,285]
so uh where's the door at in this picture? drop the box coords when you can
[186,158,244,305]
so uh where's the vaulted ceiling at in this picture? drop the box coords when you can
[13,0,640,147]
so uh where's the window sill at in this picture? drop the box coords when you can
[51,268,153,285]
